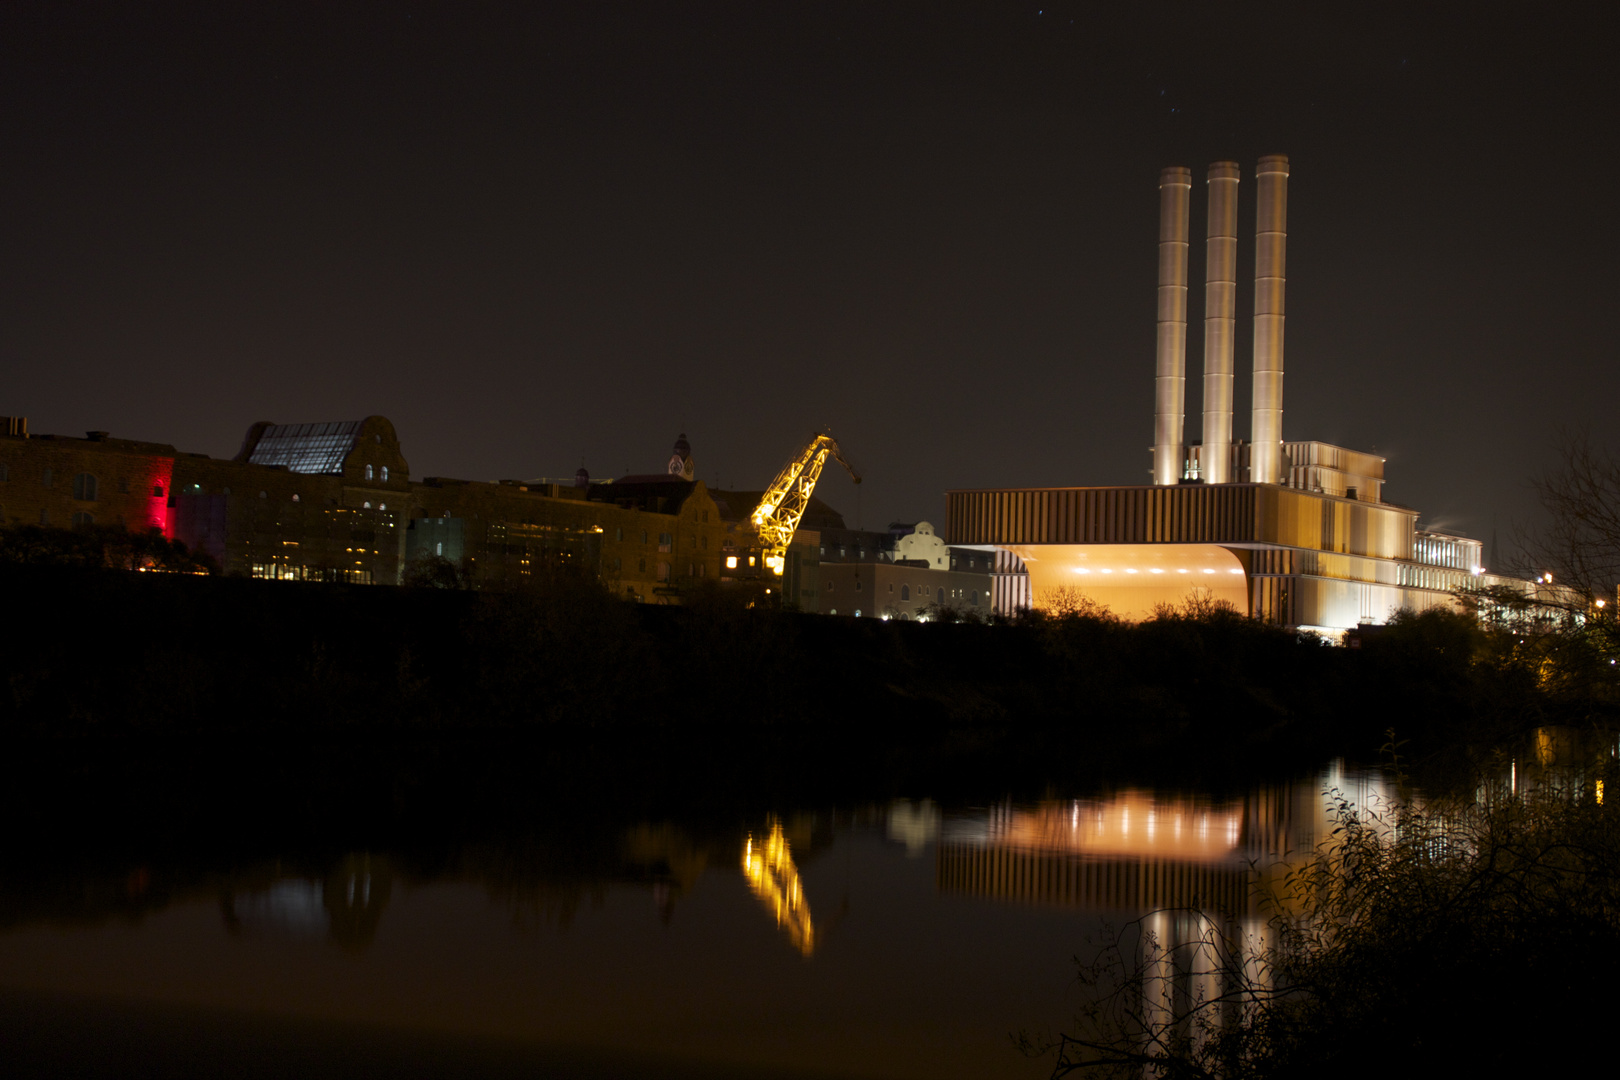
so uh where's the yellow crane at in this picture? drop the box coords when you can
[751,431,861,576]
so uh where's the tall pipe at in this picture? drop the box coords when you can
[1250,154,1289,484]
[1200,161,1240,483]
[1153,166,1192,485]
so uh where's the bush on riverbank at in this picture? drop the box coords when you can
[1033,769,1620,1078]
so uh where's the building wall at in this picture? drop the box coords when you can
[0,432,177,533]
[818,561,992,619]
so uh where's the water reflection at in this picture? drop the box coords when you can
[741,817,815,956]
[6,744,1610,1079]
[221,853,392,953]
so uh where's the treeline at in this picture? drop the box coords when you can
[4,562,1615,783]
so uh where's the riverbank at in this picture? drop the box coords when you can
[4,564,1612,813]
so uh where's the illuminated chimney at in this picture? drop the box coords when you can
[1153,167,1192,485]
[1250,154,1289,484]
[1199,162,1240,483]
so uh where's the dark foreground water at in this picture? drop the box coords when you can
[0,763,1396,1080]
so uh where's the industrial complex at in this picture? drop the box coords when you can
[950,155,1523,634]
[1,155,1527,633]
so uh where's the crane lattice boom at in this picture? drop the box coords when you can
[750,432,861,575]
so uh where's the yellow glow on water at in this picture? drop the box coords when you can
[742,819,815,956]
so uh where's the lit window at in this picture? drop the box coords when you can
[436,542,443,556]
[726,556,738,568]
[748,556,756,566]
[657,562,670,581]
[381,466,389,482]
[363,501,371,508]
[292,494,300,503]
[379,503,386,511]
[365,465,374,481]
[72,473,98,501]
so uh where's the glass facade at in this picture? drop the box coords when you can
[247,421,363,475]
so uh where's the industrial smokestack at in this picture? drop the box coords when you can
[1153,166,1192,486]
[1250,154,1289,484]
[1200,161,1240,483]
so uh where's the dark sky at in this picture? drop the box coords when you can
[3,2,1615,547]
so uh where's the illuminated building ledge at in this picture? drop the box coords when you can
[947,483,1516,632]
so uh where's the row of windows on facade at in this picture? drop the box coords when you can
[824,581,980,605]
[0,468,167,501]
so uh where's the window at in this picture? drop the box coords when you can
[291,494,300,503]
[363,501,371,509]
[436,542,443,556]
[658,532,672,552]
[657,562,670,581]
[365,464,374,481]
[726,556,737,569]
[641,531,649,544]
[937,588,945,603]
[381,466,389,482]
[71,511,93,526]
[901,585,910,601]
[615,527,623,541]
[379,503,386,511]
[0,464,8,481]
[613,557,622,571]
[72,473,98,501]
[42,468,52,488]
[701,535,707,550]
[855,580,862,591]
[701,510,708,523]
[638,558,646,572]
[258,491,267,499]
[38,508,47,525]
[825,581,833,592]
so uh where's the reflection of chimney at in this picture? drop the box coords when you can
[1250,155,1289,484]
[1153,167,1192,486]
[1200,162,1240,483]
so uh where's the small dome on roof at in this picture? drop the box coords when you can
[673,433,691,458]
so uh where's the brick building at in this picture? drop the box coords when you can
[0,415,731,600]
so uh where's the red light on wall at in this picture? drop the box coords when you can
[143,457,176,536]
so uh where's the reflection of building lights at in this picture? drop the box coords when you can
[741,819,815,956]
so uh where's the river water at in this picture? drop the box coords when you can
[0,762,1398,1079]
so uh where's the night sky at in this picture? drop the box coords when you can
[4,2,1615,551]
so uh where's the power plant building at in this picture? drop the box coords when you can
[950,156,1514,634]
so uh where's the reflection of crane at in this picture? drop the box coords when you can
[751,432,861,576]
[742,818,815,956]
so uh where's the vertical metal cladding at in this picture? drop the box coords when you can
[1250,154,1289,484]
[1201,161,1241,483]
[1153,167,1193,486]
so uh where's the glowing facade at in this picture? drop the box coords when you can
[949,156,1515,633]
